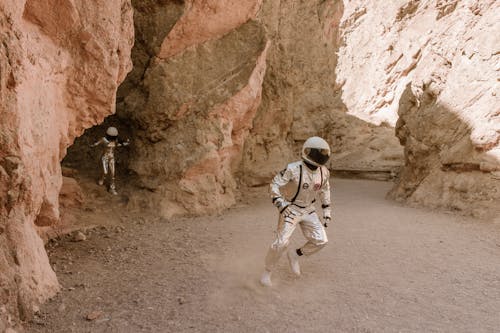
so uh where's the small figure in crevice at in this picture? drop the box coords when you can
[90,126,130,195]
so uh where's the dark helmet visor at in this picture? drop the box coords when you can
[106,134,118,141]
[305,148,330,165]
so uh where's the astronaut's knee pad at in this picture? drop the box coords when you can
[271,238,289,252]
[314,239,328,249]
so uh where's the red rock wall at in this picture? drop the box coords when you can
[158,0,262,59]
[119,0,269,217]
[0,0,133,325]
[4,0,497,326]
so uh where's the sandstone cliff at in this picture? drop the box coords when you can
[337,0,500,217]
[0,0,133,325]
[3,0,499,327]
[115,0,268,217]
[107,0,402,218]
[240,1,403,185]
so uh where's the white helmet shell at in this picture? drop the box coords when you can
[106,127,118,137]
[302,136,331,166]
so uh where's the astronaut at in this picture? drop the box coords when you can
[91,126,129,195]
[260,136,332,287]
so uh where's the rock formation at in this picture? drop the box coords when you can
[337,0,499,217]
[239,1,403,185]
[115,0,268,217]
[108,0,402,217]
[2,0,499,327]
[0,0,133,326]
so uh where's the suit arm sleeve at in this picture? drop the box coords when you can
[118,138,130,146]
[91,138,105,147]
[320,168,331,218]
[270,166,293,208]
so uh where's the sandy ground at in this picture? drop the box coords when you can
[27,178,500,333]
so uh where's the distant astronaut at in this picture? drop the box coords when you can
[260,136,332,287]
[91,126,129,195]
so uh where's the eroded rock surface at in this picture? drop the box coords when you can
[239,0,403,185]
[4,0,498,327]
[114,0,400,218]
[115,0,267,217]
[337,0,500,216]
[0,0,133,324]
[240,0,344,185]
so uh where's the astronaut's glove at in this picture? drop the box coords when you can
[273,197,289,211]
[281,205,299,223]
[323,216,331,228]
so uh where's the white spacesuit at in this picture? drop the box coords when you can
[260,136,332,287]
[91,127,129,195]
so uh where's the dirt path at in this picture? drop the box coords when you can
[27,179,500,333]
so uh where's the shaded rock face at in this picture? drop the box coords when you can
[0,0,133,323]
[392,83,500,218]
[238,0,402,185]
[338,0,500,216]
[240,0,345,185]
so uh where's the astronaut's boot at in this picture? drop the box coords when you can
[109,182,118,195]
[287,249,301,276]
[260,270,272,287]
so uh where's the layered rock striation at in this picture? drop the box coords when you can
[0,0,133,325]
[337,0,499,216]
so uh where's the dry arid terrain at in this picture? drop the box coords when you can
[25,178,500,333]
[1,1,498,331]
